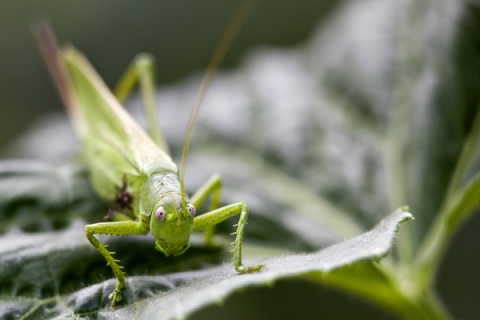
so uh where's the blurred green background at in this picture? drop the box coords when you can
[0,0,338,151]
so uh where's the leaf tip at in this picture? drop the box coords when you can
[396,206,414,221]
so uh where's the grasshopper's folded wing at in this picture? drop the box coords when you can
[35,24,177,200]
[62,48,176,174]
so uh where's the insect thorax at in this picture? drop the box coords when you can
[139,171,185,216]
[149,172,182,194]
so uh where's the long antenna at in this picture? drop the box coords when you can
[179,0,258,197]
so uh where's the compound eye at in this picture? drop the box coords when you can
[187,203,196,218]
[155,207,166,222]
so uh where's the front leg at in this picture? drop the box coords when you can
[85,219,149,308]
[193,202,264,273]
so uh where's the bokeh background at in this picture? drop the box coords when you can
[0,0,336,151]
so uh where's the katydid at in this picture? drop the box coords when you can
[33,2,262,308]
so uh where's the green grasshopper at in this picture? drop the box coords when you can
[33,2,262,308]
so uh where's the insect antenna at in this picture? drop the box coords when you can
[179,0,258,204]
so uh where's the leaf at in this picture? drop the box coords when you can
[0,160,104,234]
[134,210,412,320]
[415,173,480,281]
[0,209,411,320]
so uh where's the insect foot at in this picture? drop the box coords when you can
[108,286,123,309]
[235,264,265,274]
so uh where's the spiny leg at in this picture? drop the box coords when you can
[113,54,169,153]
[85,219,149,308]
[190,174,222,246]
[193,201,264,273]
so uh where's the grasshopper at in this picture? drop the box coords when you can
[33,1,262,308]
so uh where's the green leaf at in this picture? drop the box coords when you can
[0,160,104,234]
[416,173,480,283]
[0,208,411,319]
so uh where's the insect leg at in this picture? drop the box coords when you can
[84,219,149,308]
[190,174,222,246]
[193,202,264,273]
[113,54,169,152]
